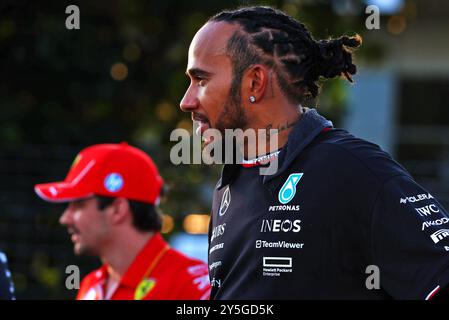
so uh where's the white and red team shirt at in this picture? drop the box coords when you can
[76,233,210,300]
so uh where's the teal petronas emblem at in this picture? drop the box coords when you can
[278,173,304,204]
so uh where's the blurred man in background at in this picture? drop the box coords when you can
[0,251,15,300]
[35,143,210,300]
[180,6,449,299]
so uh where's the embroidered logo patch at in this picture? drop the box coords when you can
[134,278,156,300]
[104,173,124,192]
[278,173,303,204]
[219,186,231,216]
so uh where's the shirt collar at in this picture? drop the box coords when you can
[241,150,281,168]
[263,107,333,183]
[218,107,332,190]
[119,232,169,288]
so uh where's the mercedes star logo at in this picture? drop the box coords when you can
[219,186,231,216]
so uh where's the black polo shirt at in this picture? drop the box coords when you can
[208,108,449,299]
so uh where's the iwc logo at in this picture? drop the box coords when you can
[219,186,231,216]
[278,173,303,204]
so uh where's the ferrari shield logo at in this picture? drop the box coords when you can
[134,278,156,300]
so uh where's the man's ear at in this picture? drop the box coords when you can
[108,197,131,225]
[243,64,270,103]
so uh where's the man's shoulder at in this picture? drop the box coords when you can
[76,266,105,299]
[303,129,411,180]
[158,249,210,298]
[163,248,208,274]
[80,266,105,287]
[309,128,385,155]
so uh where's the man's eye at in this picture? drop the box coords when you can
[70,199,88,209]
[193,76,206,86]
[71,203,83,210]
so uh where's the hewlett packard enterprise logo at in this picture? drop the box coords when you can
[262,257,293,277]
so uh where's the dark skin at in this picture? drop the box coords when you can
[180,21,303,157]
[265,120,298,136]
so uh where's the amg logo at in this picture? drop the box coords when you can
[211,223,226,242]
[256,240,304,249]
[422,218,449,231]
[400,193,434,204]
[430,229,449,244]
[260,219,301,233]
[415,204,440,217]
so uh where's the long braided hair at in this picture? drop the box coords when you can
[209,6,362,105]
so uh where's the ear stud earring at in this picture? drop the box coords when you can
[249,96,256,103]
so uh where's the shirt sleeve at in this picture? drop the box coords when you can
[0,252,15,300]
[371,175,449,299]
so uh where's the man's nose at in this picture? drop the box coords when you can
[179,84,199,112]
[59,207,72,226]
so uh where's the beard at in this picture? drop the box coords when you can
[215,66,248,132]
[215,73,248,133]
[209,77,249,164]
[215,96,248,134]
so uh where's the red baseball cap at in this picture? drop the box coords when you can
[34,142,164,205]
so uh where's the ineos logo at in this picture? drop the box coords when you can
[260,219,301,233]
[219,187,231,216]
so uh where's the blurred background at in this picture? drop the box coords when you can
[0,0,448,299]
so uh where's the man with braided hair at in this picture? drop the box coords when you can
[180,6,449,299]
